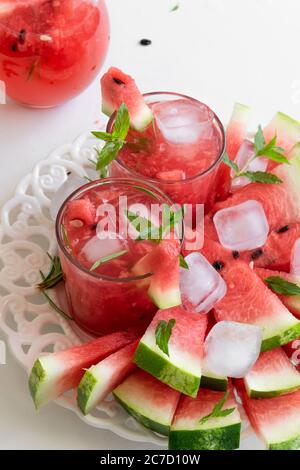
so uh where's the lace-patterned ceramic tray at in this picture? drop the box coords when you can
[0,132,262,449]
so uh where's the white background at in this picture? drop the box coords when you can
[1,0,300,450]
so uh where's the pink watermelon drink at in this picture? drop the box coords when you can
[0,0,109,107]
[56,178,181,336]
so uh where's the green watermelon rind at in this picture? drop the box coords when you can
[168,423,241,451]
[246,383,300,399]
[231,103,251,122]
[261,322,300,352]
[266,112,300,143]
[200,368,228,392]
[113,393,169,436]
[134,342,200,398]
[102,100,153,132]
[77,370,98,415]
[28,359,47,409]
[269,434,300,450]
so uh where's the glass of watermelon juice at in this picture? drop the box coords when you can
[0,0,109,107]
[56,178,177,336]
[108,93,225,212]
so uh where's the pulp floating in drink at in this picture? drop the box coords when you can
[0,0,109,107]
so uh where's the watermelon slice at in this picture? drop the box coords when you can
[200,363,228,392]
[101,67,153,131]
[113,369,180,436]
[77,340,138,415]
[214,262,300,351]
[264,112,300,168]
[169,386,241,450]
[244,348,300,398]
[215,103,251,201]
[255,268,300,319]
[132,239,181,310]
[134,306,208,397]
[28,329,139,409]
[211,151,300,233]
[237,381,300,449]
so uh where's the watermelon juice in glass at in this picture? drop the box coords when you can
[0,0,109,107]
[108,93,225,212]
[56,178,179,336]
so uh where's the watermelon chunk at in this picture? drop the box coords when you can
[101,67,153,131]
[77,340,138,415]
[244,348,300,398]
[28,329,139,409]
[169,386,241,450]
[255,268,300,319]
[113,369,180,436]
[215,103,251,201]
[132,239,181,310]
[264,112,300,168]
[134,306,208,397]
[214,262,300,351]
[237,381,300,449]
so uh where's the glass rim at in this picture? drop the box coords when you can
[107,91,226,185]
[55,176,182,283]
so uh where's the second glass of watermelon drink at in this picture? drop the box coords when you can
[109,93,225,212]
[56,178,178,337]
[0,0,109,107]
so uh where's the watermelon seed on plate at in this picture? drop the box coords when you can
[139,39,152,46]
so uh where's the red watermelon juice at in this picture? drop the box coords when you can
[109,93,225,212]
[56,178,175,336]
[0,0,109,107]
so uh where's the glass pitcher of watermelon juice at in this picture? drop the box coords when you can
[109,93,225,213]
[56,178,178,336]
[0,0,109,107]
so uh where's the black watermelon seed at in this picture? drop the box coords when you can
[213,260,224,271]
[11,43,17,52]
[232,251,240,259]
[139,38,152,46]
[276,225,289,234]
[251,249,263,260]
[18,29,26,44]
[113,77,125,85]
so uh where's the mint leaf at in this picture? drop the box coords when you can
[155,319,176,356]
[179,254,189,269]
[253,126,288,163]
[240,171,283,184]
[171,3,179,11]
[95,140,123,171]
[199,390,235,425]
[90,250,128,271]
[223,153,239,173]
[265,276,300,296]
[112,103,130,141]
[254,125,266,153]
[91,131,115,142]
[125,210,159,241]
[258,148,289,164]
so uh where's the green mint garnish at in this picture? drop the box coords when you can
[90,250,128,272]
[199,390,235,425]
[179,254,189,269]
[223,126,288,185]
[155,319,176,356]
[265,276,300,296]
[38,253,63,290]
[170,3,179,11]
[92,104,130,174]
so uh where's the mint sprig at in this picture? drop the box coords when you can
[37,253,63,290]
[90,250,128,272]
[199,390,235,425]
[155,319,176,356]
[223,126,288,185]
[179,253,189,269]
[265,276,300,296]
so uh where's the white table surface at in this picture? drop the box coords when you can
[1,0,300,450]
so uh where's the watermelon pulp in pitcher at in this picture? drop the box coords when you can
[0,0,109,107]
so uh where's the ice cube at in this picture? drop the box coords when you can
[180,252,227,313]
[50,174,85,220]
[80,232,125,264]
[153,99,214,144]
[291,238,300,275]
[231,140,268,191]
[204,321,262,378]
[213,200,269,251]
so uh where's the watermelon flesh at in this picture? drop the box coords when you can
[237,381,300,449]
[244,347,300,398]
[134,306,208,397]
[77,340,138,415]
[169,385,241,450]
[113,369,180,436]
[255,268,300,319]
[215,103,251,201]
[264,113,300,169]
[101,67,153,131]
[213,262,300,351]
[28,329,139,409]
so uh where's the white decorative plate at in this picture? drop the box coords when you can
[0,132,262,449]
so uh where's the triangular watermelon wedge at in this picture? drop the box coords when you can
[244,348,300,398]
[28,329,140,409]
[214,262,300,351]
